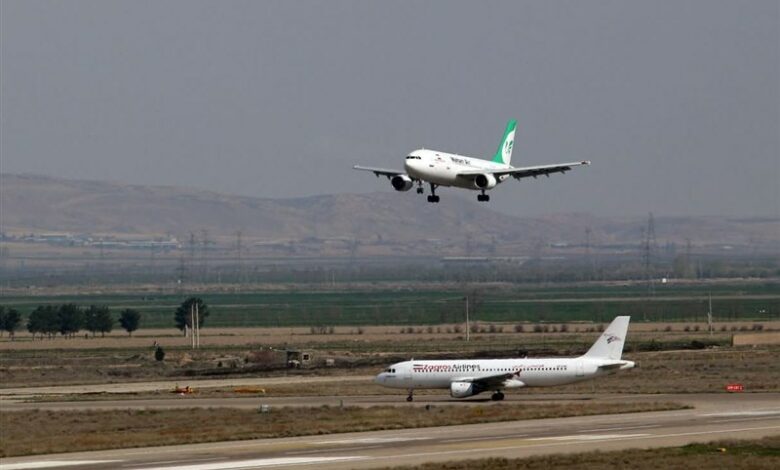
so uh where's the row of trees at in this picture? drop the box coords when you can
[2,297,206,340]
[25,304,141,339]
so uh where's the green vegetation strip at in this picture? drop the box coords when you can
[0,402,686,457]
[3,282,777,328]
[384,435,780,470]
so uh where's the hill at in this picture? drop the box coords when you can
[1,174,778,254]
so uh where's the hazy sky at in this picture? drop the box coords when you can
[1,0,778,217]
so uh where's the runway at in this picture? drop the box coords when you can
[2,393,779,470]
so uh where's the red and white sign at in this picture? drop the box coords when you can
[725,383,744,392]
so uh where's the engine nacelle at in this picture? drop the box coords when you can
[450,381,483,398]
[391,175,414,192]
[474,173,497,189]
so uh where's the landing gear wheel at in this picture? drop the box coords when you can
[427,183,440,203]
[417,187,424,194]
[491,391,505,401]
[406,391,414,402]
[477,192,490,202]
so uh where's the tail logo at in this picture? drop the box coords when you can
[605,334,621,344]
[504,140,513,156]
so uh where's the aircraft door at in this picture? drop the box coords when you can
[403,365,413,386]
[576,360,585,377]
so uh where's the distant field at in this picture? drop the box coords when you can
[1,282,777,328]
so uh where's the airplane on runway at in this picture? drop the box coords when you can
[354,119,590,203]
[375,316,635,401]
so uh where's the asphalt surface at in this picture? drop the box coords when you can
[2,392,779,470]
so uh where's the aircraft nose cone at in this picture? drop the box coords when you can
[374,373,385,384]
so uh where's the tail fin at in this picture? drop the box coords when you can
[491,119,517,165]
[583,316,631,360]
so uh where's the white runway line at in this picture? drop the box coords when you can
[312,437,428,445]
[443,434,528,443]
[577,424,661,433]
[143,456,365,470]
[529,433,650,441]
[701,410,780,417]
[0,460,120,470]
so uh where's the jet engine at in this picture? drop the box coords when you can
[474,174,497,189]
[391,175,414,192]
[450,381,483,398]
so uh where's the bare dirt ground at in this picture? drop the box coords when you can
[0,402,686,457]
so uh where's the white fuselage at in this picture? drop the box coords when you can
[375,357,634,391]
[404,149,510,190]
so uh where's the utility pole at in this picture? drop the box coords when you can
[195,302,200,348]
[190,304,195,349]
[707,292,714,337]
[465,296,470,342]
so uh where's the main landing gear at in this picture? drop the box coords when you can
[427,183,440,203]
[477,190,490,202]
[407,390,414,402]
[491,391,505,401]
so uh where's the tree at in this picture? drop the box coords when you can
[27,305,59,340]
[57,304,84,338]
[118,309,141,336]
[174,297,210,333]
[85,305,114,337]
[0,308,22,339]
[154,345,165,361]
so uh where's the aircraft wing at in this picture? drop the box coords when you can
[456,161,590,180]
[353,165,407,178]
[456,372,525,389]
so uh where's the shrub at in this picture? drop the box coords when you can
[514,324,524,333]
[154,346,165,362]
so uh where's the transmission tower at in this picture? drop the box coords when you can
[200,229,209,282]
[235,230,244,285]
[642,212,657,296]
[585,227,593,281]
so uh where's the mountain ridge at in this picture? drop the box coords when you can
[2,173,778,250]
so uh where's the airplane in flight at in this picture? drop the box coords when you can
[374,316,634,401]
[354,119,590,203]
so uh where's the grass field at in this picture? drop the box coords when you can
[384,435,780,469]
[1,281,778,328]
[0,402,686,457]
